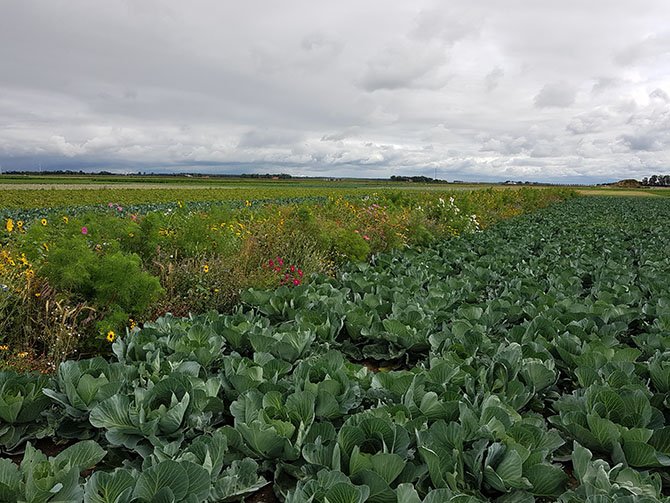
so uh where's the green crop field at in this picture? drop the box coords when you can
[0,176,490,211]
[1,195,669,502]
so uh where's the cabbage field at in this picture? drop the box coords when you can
[1,196,670,502]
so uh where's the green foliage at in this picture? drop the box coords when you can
[0,441,106,502]
[2,187,570,356]
[0,371,54,451]
[6,196,670,502]
[324,226,371,262]
[38,235,162,333]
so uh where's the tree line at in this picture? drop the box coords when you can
[642,175,670,186]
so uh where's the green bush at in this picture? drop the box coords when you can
[324,226,370,262]
[40,236,163,333]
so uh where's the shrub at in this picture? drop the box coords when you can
[40,236,163,336]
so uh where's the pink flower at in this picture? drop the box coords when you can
[290,265,295,273]
[293,279,301,286]
[130,214,138,221]
[117,206,123,212]
[298,269,303,277]
[268,259,274,267]
[81,226,88,235]
[363,235,370,241]
[108,202,114,208]
[277,257,284,266]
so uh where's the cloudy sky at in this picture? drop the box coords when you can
[1,1,670,182]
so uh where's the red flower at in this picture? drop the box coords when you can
[290,265,295,273]
[293,279,301,286]
[298,269,303,277]
[268,259,274,267]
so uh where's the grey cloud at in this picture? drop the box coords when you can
[2,0,670,182]
[619,134,664,152]
[534,82,577,108]
[300,33,342,55]
[614,99,638,114]
[566,111,611,135]
[358,44,448,91]
[410,5,481,43]
[485,67,504,92]
[615,33,670,66]
[320,128,360,142]
[237,130,304,149]
[321,133,349,142]
[530,142,565,158]
[480,135,532,155]
[650,88,670,102]
[591,77,621,94]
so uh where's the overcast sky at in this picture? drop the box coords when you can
[1,1,670,182]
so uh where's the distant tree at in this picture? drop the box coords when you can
[641,174,670,186]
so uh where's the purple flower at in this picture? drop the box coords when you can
[81,226,88,235]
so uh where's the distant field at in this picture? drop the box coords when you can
[0,174,483,188]
[4,174,666,210]
[7,175,670,212]
[575,187,670,197]
[648,188,670,196]
[0,175,492,209]
[576,189,659,197]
